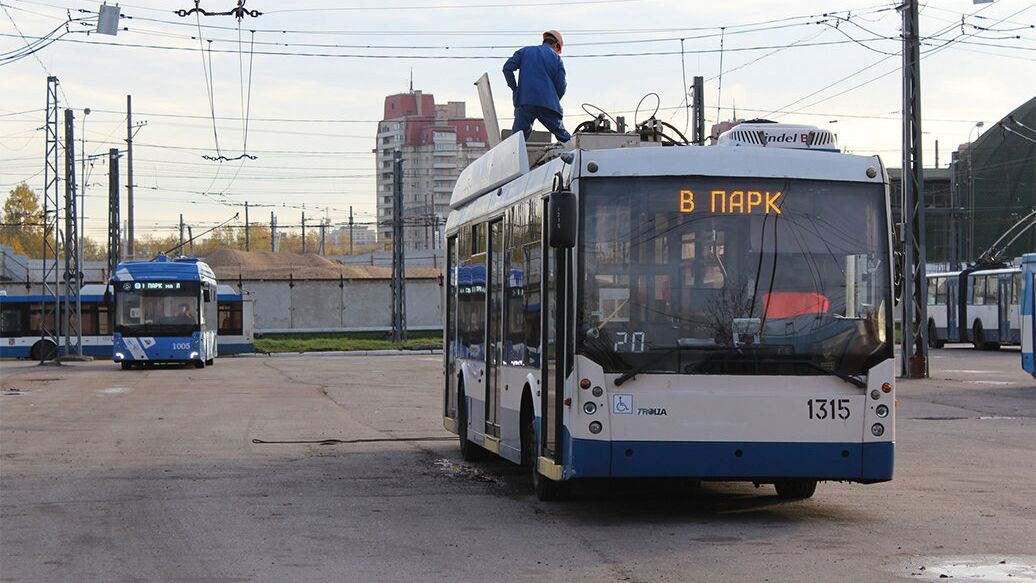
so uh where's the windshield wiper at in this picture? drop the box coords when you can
[772,359,867,388]
[613,345,728,386]
[613,346,683,386]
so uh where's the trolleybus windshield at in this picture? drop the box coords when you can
[578,176,892,379]
[116,280,201,337]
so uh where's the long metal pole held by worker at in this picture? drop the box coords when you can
[900,0,928,378]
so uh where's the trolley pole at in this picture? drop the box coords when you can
[900,0,928,378]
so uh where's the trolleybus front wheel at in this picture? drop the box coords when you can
[774,478,817,499]
[522,399,570,501]
[120,362,133,370]
[194,359,205,369]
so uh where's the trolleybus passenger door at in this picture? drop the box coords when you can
[998,276,1011,342]
[445,236,458,423]
[485,219,504,437]
[539,193,573,466]
[947,277,959,341]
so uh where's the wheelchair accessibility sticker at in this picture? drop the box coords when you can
[613,394,633,414]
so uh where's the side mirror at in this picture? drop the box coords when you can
[548,190,576,249]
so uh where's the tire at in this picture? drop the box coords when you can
[928,320,944,349]
[523,394,570,501]
[194,359,205,369]
[30,340,58,361]
[972,322,999,351]
[120,362,133,370]
[205,358,214,366]
[774,478,817,499]
[457,384,486,462]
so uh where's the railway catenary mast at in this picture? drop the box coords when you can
[443,119,897,500]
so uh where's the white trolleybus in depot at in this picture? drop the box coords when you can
[1022,253,1036,377]
[111,256,219,369]
[443,122,896,500]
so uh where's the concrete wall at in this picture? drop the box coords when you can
[237,278,442,333]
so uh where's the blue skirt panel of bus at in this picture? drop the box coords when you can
[568,438,894,481]
[114,334,204,362]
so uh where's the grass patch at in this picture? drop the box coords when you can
[254,331,441,353]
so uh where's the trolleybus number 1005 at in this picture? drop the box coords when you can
[807,398,851,421]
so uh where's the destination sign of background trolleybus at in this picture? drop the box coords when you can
[111,256,220,369]
[443,123,896,500]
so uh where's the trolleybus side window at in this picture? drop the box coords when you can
[1,302,25,335]
[218,302,243,335]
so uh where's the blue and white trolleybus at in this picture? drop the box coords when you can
[443,123,896,500]
[111,256,219,368]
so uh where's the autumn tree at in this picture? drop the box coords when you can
[0,184,44,257]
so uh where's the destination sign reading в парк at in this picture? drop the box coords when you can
[679,190,783,214]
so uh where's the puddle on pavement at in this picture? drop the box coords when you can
[433,458,500,484]
[96,387,130,396]
[902,556,1036,582]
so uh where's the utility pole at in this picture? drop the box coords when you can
[179,213,185,255]
[187,226,194,255]
[62,108,83,357]
[391,151,407,342]
[107,148,120,279]
[692,75,705,145]
[900,0,928,378]
[319,221,326,256]
[244,201,250,252]
[40,75,61,364]
[301,211,306,254]
[270,212,277,252]
[348,206,354,256]
[126,95,135,259]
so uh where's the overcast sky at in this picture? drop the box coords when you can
[1,0,1033,242]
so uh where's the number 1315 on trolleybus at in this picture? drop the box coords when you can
[443,122,896,500]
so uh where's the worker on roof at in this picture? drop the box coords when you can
[503,30,572,144]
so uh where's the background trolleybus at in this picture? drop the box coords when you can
[1021,254,1035,377]
[927,265,1022,350]
[0,284,254,360]
[111,256,219,368]
[443,126,896,500]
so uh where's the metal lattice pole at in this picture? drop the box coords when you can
[39,76,61,364]
[107,148,120,279]
[62,108,83,357]
[900,0,929,378]
[392,151,407,342]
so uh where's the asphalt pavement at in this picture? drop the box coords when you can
[0,347,1033,582]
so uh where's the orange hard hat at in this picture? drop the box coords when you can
[543,30,564,53]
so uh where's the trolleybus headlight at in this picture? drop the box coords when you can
[871,423,885,437]
[580,378,591,390]
[190,351,199,360]
[882,382,893,394]
[583,402,597,415]
[592,386,604,398]
[114,352,124,360]
[876,404,889,418]
[589,421,602,434]
[870,389,881,400]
